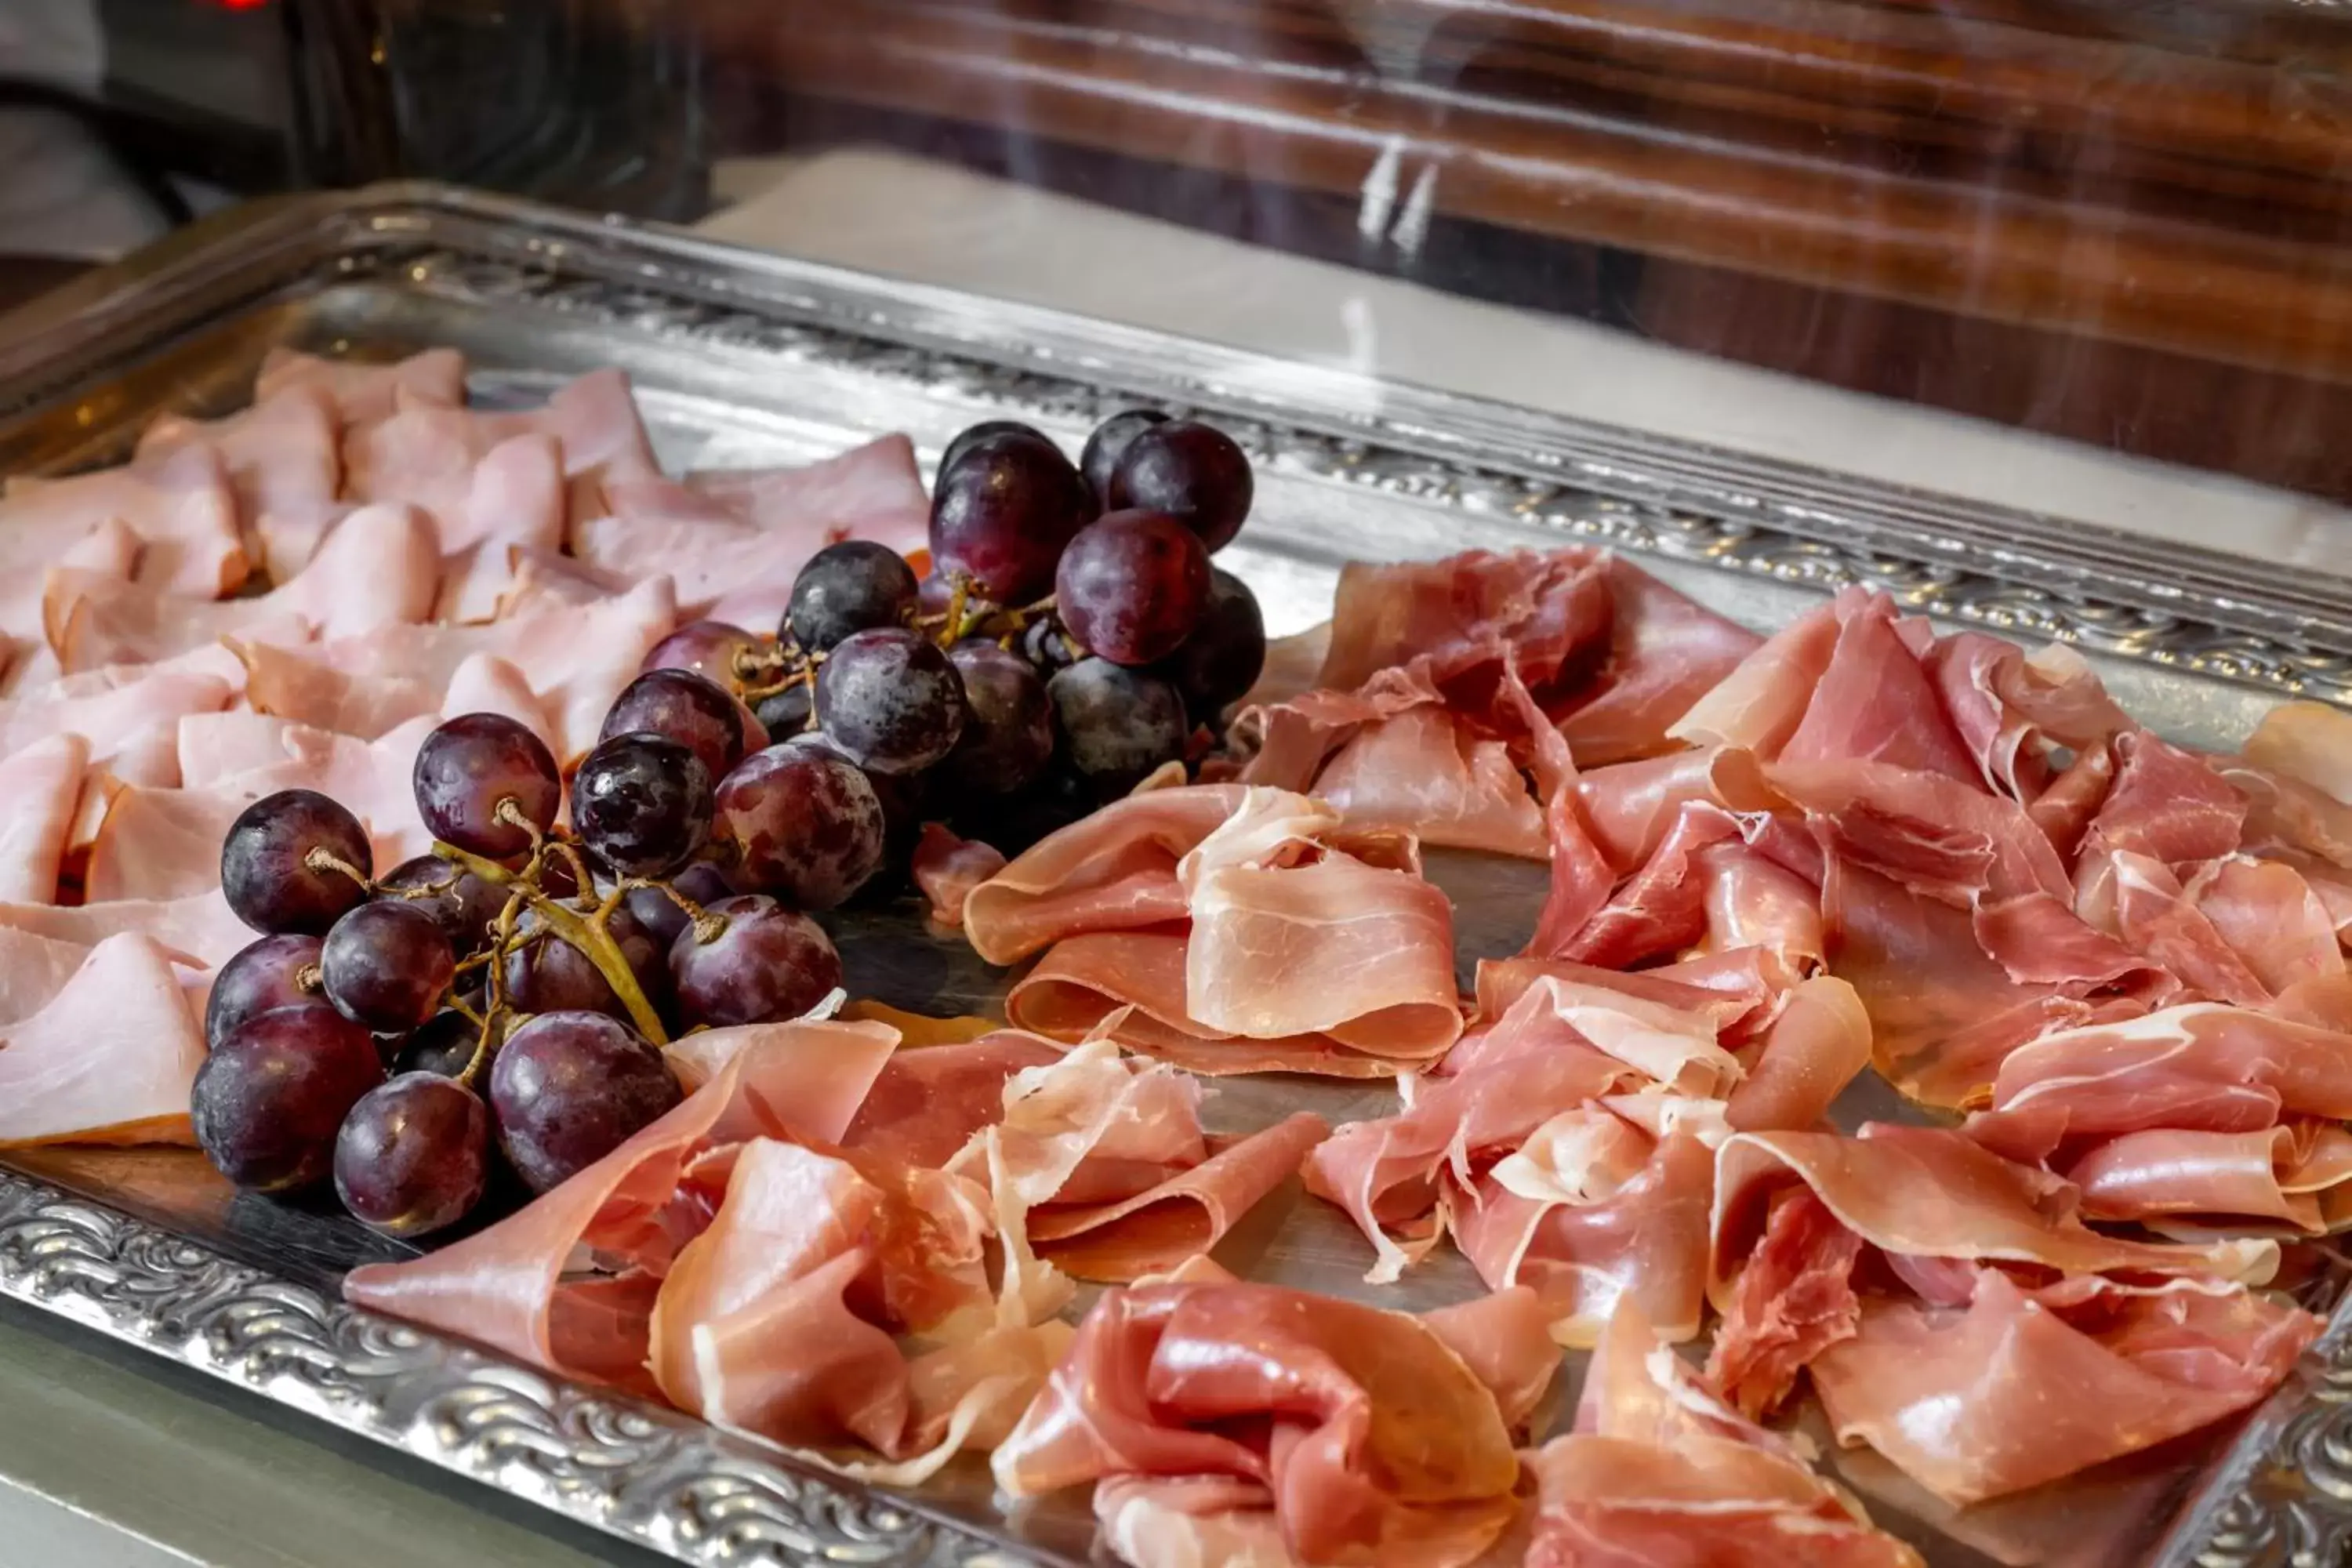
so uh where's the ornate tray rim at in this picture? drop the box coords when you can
[0,182,2347,1568]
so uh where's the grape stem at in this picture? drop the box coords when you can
[434,841,673,1047]
[302,846,374,891]
[619,875,730,946]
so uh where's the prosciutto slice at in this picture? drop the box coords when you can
[964,784,1242,965]
[1552,561,1762,766]
[1526,1302,1923,1568]
[993,1277,1537,1568]
[1313,546,1612,695]
[1809,1271,2316,1505]
[0,934,206,1146]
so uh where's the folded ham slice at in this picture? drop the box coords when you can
[1810,1271,2316,1505]
[0,888,251,967]
[0,441,247,600]
[1552,560,1762,767]
[0,734,87,903]
[994,1277,1538,1568]
[1526,1302,1923,1568]
[909,822,1004,929]
[255,347,465,424]
[0,933,206,1146]
[964,783,1243,965]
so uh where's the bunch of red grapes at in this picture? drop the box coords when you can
[191,408,1265,1243]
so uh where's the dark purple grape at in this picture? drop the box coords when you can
[205,935,323,1052]
[374,855,505,956]
[946,641,1054,795]
[600,668,753,784]
[321,901,455,1033]
[501,905,665,1019]
[670,895,843,1029]
[1161,568,1267,720]
[965,768,1095,855]
[1021,615,1079,676]
[1108,420,1253,554]
[220,789,372,936]
[572,731,713,879]
[936,419,1054,488]
[786,540,920,653]
[641,619,757,685]
[796,732,926,857]
[622,862,737,949]
[1049,659,1189,795]
[489,1011,681,1192]
[1056,510,1213,666]
[412,713,561,859]
[392,1010,480,1078]
[752,680,814,746]
[814,628,967,775]
[1080,408,1168,507]
[712,742,886,909]
[916,572,956,619]
[928,432,1092,604]
[334,1073,492,1237]
[192,1004,383,1192]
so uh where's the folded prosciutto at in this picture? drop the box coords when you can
[346,1020,1068,1482]
[988,787,1463,1076]
[994,1274,1555,1568]
[1525,1302,1922,1568]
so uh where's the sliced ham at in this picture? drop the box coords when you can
[233,640,439,739]
[1777,590,1977,782]
[1553,560,1762,766]
[2086,731,2247,865]
[1723,975,1873,1133]
[1314,546,1613,695]
[2062,1123,2352,1232]
[993,1278,1528,1568]
[136,383,342,533]
[0,733,88,902]
[0,888,251,967]
[2242,699,2352,807]
[1810,1271,2316,1505]
[1573,745,1779,871]
[686,433,929,549]
[0,441,247,599]
[1668,594,1841,757]
[436,434,567,623]
[0,933,206,1146]
[910,822,1004,929]
[963,783,1243,965]
[255,347,466,423]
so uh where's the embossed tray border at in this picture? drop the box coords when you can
[0,183,2346,1567]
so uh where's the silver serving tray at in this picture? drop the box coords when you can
[0,183,2344,1568]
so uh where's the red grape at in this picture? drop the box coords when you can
[622,862,738,949]
[412,713,561,858]
[936,419,1054,488]
[928,432,1091,603]
[1055,510,1212,666]
[814,628,967,775]
[642,619,756,684]
[1080,408,1167,507]
[946,641,1054,795]
[1021,615,1079,676]
[1108,420,1253,553]
[205,935,323,1052]
[192,1004,383,1192]
[1161,567,1267,720]
[669,895,842,1029]
[1049,658,1189,795]
[786,540,920,652]
[334,1073,492,1238]
[321,901,455,1033]
[751,681,814,746]
[572,731,713,879]
[375,855,506,956]
[489,1011,681,1192]
[501,904,665,1018]
[600,668,754,784]
[392,1010,481,1078]
[711,742,885,909]
[220,789,372,935]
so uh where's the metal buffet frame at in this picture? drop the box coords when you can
[0,183,2348,1568]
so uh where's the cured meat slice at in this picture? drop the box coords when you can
[1526,1301,1922,1568]
[1554,561,1762,767]
[0,888,250,967]
[1711,1124,2278,1290]
[1301,1045,1647,1280]
[1443,964,1741,1095]
[2086,731,2247,865]
[0,441,247,599]
[1451,1119,1717,1345]
[1668,596,1841,757]
[1777,591,1977,782]
[234,641,438,739]
[1314,546,1613,695]
[2061,1123,2352,1231]
[963,783,1243,964]
[994,1278,1529,1568]
[0,933,206,1146]
[1573,745,1778,871]
[1723,975,1872,1133]
[1964,1002,2352,1164]
[0,925,109,1025]
[436,434,568,623]
[687,434,929,548]
[254,347,465,423]
[2185,855,2344,996]
[1809,1271,2317,1505]
[344,1020,900,1389]
[136,383,342,533]
[909,822,1004,929]
[0,733,87,903]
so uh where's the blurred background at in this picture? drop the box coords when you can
[9,0,2352,530]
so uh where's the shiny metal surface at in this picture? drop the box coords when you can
[0,183,2344,1568]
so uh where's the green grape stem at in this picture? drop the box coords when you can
[620,875,731,946]
[433,840,673,1047]
[301,846,375,892]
